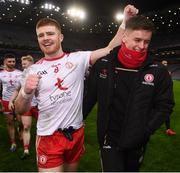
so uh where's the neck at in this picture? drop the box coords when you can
[5,67,14,72]
[44,49,64,59]
[118,43,147,69]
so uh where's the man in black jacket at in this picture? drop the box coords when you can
[83,15,175,172]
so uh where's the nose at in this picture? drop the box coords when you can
[42,34,48,40]
[39,34,48,41]
[139,41,145,49]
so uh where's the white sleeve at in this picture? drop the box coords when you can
[78,51,92,73]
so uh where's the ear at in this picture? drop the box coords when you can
[60,34,64,42]
[122,32,127,43]
[3,59,6,64]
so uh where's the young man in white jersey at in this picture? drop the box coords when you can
[15,5,138,172]
[9,55,38,159]
[0,54,22,152]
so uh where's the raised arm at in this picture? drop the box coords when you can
[108,4,139,49]
[90,4,139,65]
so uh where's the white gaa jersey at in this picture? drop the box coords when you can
[0,69,22,101]
[22,51,91,136]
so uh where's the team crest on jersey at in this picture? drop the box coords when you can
[9,80,14,86]
[142,74,154,86]
[65,62,74,69]
[39,155,47,165]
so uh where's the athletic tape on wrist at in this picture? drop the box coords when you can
[120,23,126,30]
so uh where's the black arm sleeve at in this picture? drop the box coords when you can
[83,64,98,120]
[147,68,175,135]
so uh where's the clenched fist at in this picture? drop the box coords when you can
[123,5,139,22]
[24,74,41,94]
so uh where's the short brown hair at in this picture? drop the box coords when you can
[36,18,61,32]
[126,15,155,33]
[4,53,15,60]
[21,55,34,63]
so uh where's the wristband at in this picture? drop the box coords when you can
[21,88,33,99]
[120,22,126,30]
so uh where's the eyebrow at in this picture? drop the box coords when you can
[38,31,56,37]
[7,60,15,62]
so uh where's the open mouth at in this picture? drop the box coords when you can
[43,42,53,48]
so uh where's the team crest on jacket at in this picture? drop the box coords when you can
[142,74,154,86]
[99,69,107,79]
[144,74,154,82]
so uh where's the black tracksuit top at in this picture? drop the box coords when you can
[83,47,175,149]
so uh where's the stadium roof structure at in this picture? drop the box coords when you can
[0,0,180,34]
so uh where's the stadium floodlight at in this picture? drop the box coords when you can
[67,8,76,17]
[67,7,86,20]
[0,0,30,5]
[115,12,124,21]
[41,3,60,12]
[78,10,85,20]
[55,6,60,12]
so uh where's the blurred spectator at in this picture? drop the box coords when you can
[9,55,38,159]
[0,53,22,152]
[161,60,176,136]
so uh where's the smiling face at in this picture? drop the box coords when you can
[123,15,155,53]
[21,59,33,70]
[4,58,16,70]
[122,29,152,53]
[36,25,64,57]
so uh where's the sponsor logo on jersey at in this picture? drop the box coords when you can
[49,91,72,105]
[37,70,48,75]
[55,78,68,91]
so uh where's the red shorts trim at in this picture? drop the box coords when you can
[1,100,12,114]
[22,106,38,119]
[36,126,85,169]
